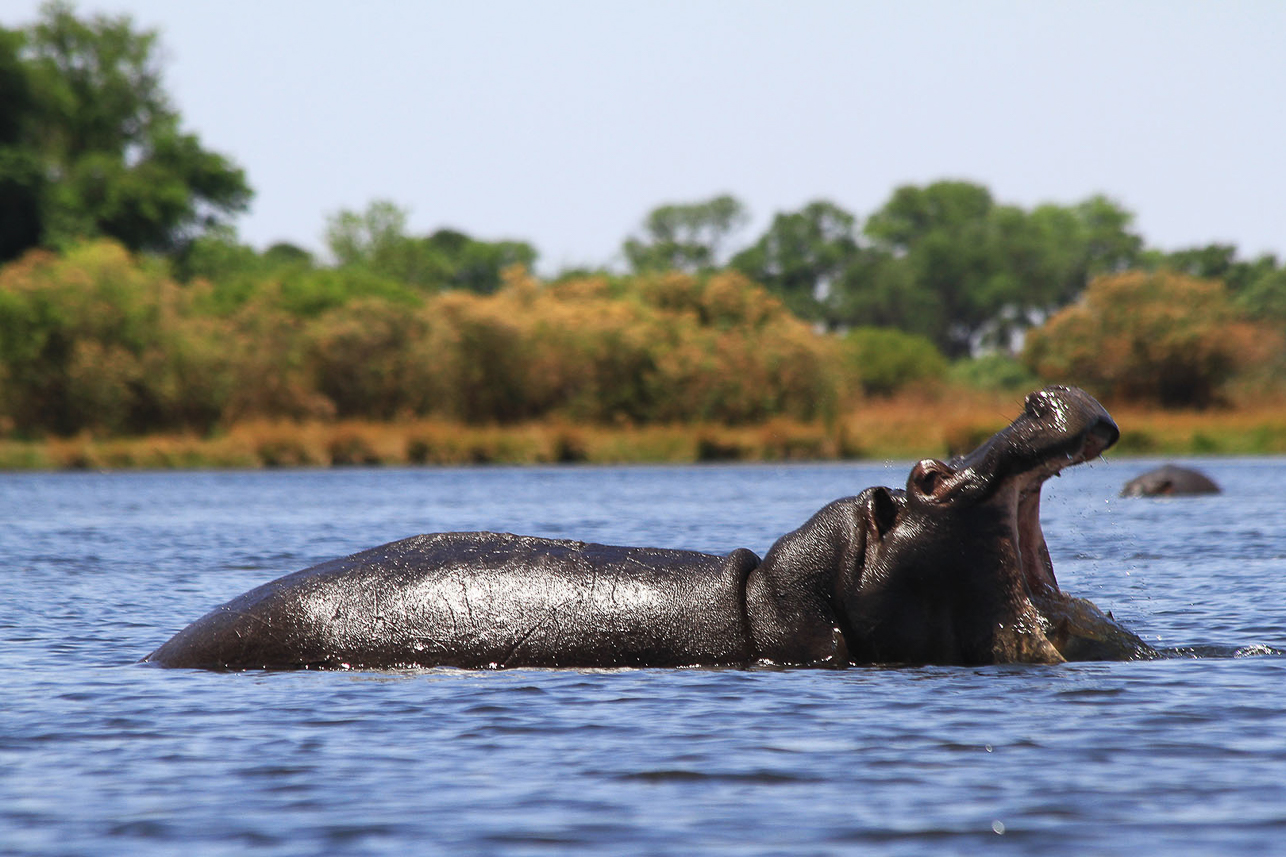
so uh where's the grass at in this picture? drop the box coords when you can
[4,389,1286,471]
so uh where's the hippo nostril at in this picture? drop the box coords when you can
[1092,416,1120,450]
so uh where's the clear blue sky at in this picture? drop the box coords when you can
[7,0,1284,273]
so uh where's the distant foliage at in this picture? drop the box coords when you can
[840,327,947,397]
[0,242,840,436]
[1022,271,1274,408]
[0,241,228,434]
[324,200,537,294]
[1235,268,1286,322]
[948,353,1039,392]
[730,200,860,322]
[409,269,840,425]
[623,195,750,274]
[0,4,250,260]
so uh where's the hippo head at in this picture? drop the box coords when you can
[840,386,1121,665]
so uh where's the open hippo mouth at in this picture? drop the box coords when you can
[1013,410,1120,603]
[986,387,1152,661]
[894,386,1146,663]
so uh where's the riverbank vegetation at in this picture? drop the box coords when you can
[4,390,1286,472]
[3,4,1286,469]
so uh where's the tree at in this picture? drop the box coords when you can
[1154,243,1238,282]
[835,182,1146,357]
[1236,267,1286,322]
[730,200,861,323]
[0,28,44,263]
[170,226,314,286]
[828,248,945,339]
[1072,195,1144,276]
[1148,244,1281,297]
[423,228,537,294]
[2,2,250,257]
[623,194,749,273]
[325,200,439,284]
[325,200,538,293]
[859,181,999,357]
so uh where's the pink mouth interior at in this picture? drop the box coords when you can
[1015,432,1107,600]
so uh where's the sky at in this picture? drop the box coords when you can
[5,0,1284,274]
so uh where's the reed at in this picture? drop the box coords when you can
[4,392,1286,471]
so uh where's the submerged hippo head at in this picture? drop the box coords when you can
[838,386,1124,665]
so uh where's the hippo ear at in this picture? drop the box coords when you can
[865,486,899,540]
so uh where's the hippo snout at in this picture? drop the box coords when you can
[1026,386,1119,440]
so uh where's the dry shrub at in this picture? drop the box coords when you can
[0,241,231,435]
[306,298,426,419]
[1023,271,1276,408]
[220,304,334,423]
[1,247,846,436]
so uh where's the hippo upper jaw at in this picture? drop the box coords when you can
[922,386,1121,509]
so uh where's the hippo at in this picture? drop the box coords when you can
[145,386,1153,671]
[1121,464,1220,497]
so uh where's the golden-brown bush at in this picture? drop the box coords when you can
[0,245,845,436]
[1023,271,1277,407]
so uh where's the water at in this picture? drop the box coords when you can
[2,458,1285,855]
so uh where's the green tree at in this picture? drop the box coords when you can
[1236,267,1286,322]
[3,2,250,257]
[858,181,999,356]
[1147,243,1281,297]
[325,200,443,287]
[0,28,44,262]
[828,250,945,341]
[623,194,749,273]
[1154,243,1237,282]
[730,200,861,322]
[325,201,537,293]
[423,228,537,294]
[835,182,1144,357]
[1072,195,1144,277]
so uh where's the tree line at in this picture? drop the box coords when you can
[2,3,1285,441]
[0,241,846,436]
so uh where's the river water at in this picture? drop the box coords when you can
[2,458,1284,855]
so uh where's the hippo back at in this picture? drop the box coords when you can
[146,532,760,670]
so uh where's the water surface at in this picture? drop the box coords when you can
[3,459,1284,855]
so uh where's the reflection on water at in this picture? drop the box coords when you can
[2,458,1285,855]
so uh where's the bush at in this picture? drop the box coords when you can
[841,327,947,397]
[306,298,426,419]
[949,353,1038,392]
[0,248,847,435]
[1023,271,1271,408]
[0,241,230,435]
